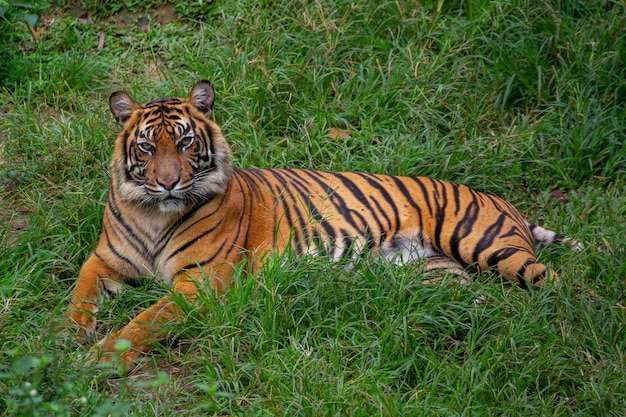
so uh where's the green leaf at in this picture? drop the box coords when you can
[12,356,40,374]
[22,12,38,27]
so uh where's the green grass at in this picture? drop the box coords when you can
[1,0,625,415]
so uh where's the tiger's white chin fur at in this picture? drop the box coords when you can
[158,199,187,214]
[117,182,188,214]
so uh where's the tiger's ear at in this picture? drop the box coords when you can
[109,92,139,125]
[188,80,215,118]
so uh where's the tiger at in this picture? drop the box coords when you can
[64,80,581,371]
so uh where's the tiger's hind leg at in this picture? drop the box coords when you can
[421,254,473,285]
[481,246,554,289]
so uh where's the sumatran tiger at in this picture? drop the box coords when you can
[64,80,581,371]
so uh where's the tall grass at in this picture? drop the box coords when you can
[1,0,624,415]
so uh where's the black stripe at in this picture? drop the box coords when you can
[471,213,507,262]
[452,183,461,216]
[406,177,432,217]
[552,233,565,245]
[239,168,281,248]
[222,173,253,259]
[360,173,397,233]
[278,170,335,254]
[336,172,388,237]
[106,210,150,266]
[280,170,336,250]
[432,179,449,252]
[170,191,227,240]
[518,259,540,278]
[264,169,308,247]
[176,236,232,275]
[234,171,260,253]
[100,227,142,275]
[107,191,151,255]
[449,187,480,265]
[389,176,426,235]
[318,173,365,233]
[486,247,519,269]
[165,218,224,265]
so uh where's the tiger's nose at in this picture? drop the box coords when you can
[157,176,179,190]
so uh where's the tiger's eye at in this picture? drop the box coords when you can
[178,136,195,150]
[138,142,155,154]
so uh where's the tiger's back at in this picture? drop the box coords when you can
[234,168,544,288]
[64,81,580,371]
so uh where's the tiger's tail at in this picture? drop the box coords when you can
[526,222,584,252]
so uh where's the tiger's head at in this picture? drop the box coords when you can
[108,80,231,214]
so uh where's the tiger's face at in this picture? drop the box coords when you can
[108,81,231,214]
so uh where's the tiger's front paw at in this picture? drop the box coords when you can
[63,303,98,345]
[88,334,140,375]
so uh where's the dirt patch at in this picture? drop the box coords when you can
[68,2,180,30]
